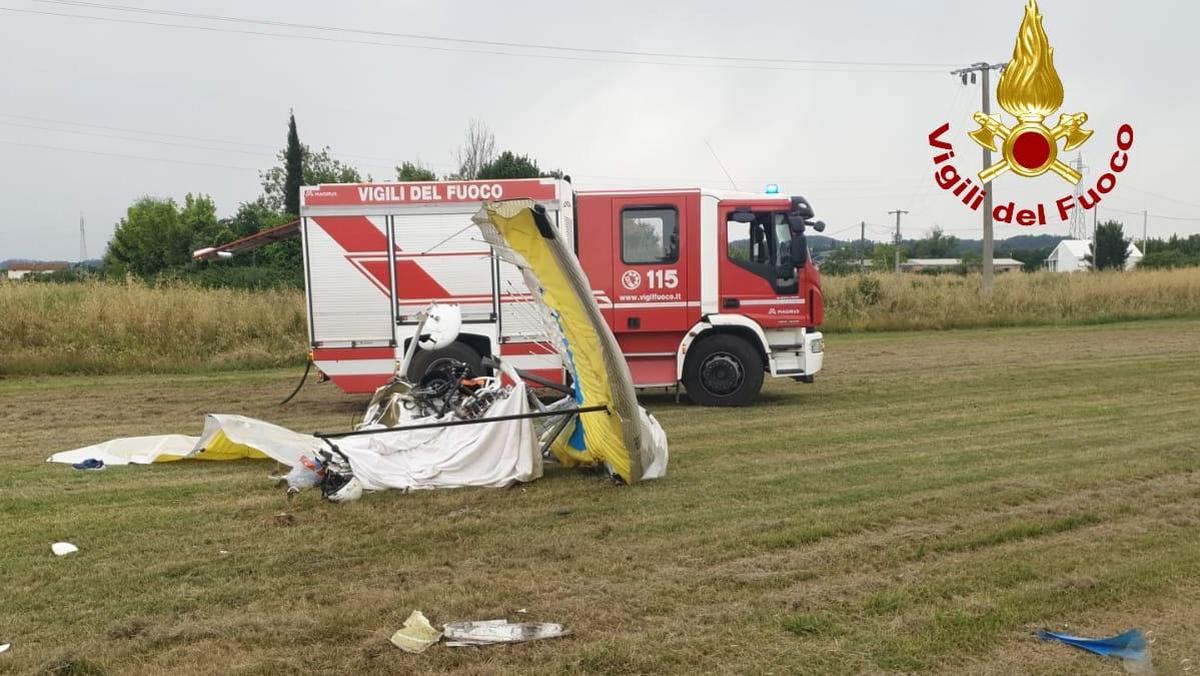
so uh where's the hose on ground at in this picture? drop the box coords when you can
[278,359,313,405]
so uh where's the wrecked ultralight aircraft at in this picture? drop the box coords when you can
[49,200,668,496]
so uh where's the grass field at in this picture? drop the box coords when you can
[4,268,1200,375]
[2,320,1199,674]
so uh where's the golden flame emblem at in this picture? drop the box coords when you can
[969,0,1092,184]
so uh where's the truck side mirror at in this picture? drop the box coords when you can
[791,234,808,269]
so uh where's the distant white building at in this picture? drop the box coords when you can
[3,262,69,280]
[900,257,1024,273]
[1046,239,1143,272]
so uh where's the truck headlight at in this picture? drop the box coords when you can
[810,338,824,354]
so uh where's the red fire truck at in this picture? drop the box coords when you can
[200,178,826,405]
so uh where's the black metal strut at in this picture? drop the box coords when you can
[314,404,609,439]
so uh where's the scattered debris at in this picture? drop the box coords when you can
[443,620,568,647]
[51,542,78,557]
[273,512,295,527]
[389,610,442,654]
[286,456,324,493]
[0,643,9,654]
[48,209,677,492]
[516,608,528,615]
[555,508,571,517]
[71,458,105,471]
[1038,628,1150,670]
[218,550,229,555]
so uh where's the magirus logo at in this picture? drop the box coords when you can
[928,0,1133,226]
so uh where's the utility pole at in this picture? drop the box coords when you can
[889,209,908,273]
[860,220,866,271]
[951,61,1006,296]
[1143,209,1148,256]
[78,214,87,263]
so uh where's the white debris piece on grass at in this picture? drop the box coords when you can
[389,610,441,654]
[443,620,568,647]
[0,643,10,654]
[51,542,78,557]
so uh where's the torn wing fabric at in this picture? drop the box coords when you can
[46,391,542,491]
[471,199,668,483]
[46,415,318,466]
[46,434,201,466]
[195,414,319,466]
[335,384,541,491]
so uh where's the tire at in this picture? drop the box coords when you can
[406,341,484,385]
[682,334,764,407]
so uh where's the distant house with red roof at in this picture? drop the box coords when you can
[3,262,70,280]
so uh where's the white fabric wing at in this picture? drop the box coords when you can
[46,434,199,465]
[336,384,542,491]
[197,414,320,466]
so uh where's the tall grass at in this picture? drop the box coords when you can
[822,268,1200,332]
[0,280,307,375]
[3,268,1200,374]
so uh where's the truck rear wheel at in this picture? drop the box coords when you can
[406,341,484,387]
[682,334,764,407]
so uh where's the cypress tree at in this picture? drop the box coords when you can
[284,111,302,217]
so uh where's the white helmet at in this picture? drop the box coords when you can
[326,476,363,503]
[418,303,462,350]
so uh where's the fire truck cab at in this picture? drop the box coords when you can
[296,178,825,406]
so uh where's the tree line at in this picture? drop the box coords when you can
[817,220,1194,275]
[91,114,561,288]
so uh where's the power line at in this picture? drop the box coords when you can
[1151,214,1200,222]
[0,113,417,169]
[0,115,925,187]
[0,120,275,157]
[1124,185,1200,210]
[824,224,863,238]
[0,115,912,185]
[0,139,259,170]
[35,0,960,70]
[1104,206,1200,223]
[2,6,952,75]
[0,112,274,149]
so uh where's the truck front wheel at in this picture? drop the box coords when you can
[682,334,764,407]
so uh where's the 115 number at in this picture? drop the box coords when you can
[648,269,679,289]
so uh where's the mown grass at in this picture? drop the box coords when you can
[2,320,1199,674]
[4,268,1200,375]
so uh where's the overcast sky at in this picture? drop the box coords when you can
[1,0,1197,260]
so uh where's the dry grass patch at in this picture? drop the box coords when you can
[5,268,1200,375]
[822,267,1200,332]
